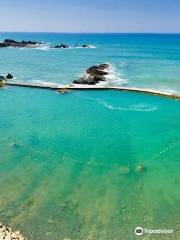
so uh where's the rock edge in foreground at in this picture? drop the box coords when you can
[0,222,26,240]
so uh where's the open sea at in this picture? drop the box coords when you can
[0,33,180,239]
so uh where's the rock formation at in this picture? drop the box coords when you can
[73,63,110,85]
[54,44,69,49]
[0,39,96,49]
[6,73,14,79]
[0,39,40,48]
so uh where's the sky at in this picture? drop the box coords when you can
[0,0,180,33]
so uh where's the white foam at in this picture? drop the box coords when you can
[74,93,158,112]
[98,100,158,112]
[95,63,128,86]
[6,43,97,50]
[17,44,50,51]
[32,80,58,86]
[34,45,50,51]
[66,45,97,49]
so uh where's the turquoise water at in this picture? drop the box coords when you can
[0,33,180,239]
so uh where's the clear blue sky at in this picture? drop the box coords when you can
[0,0,180,33]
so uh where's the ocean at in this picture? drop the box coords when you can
[0,33,180,239]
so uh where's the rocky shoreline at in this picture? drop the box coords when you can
[0,39,94,49]
[0,39,41,48]
[0,223,26,240]
[73,63,110,85]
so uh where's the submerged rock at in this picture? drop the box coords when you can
[135,164,146,173]
[73,63,110,85]
[6,73,14,79]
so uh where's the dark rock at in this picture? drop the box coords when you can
[87,65,109,76]
[98,63,110,70]
[6,73,14,79]
[0,39,41,48]
[87,67,108,76]
[21,40,38,45]
[93,75,106,82]
[82,45,91,48]
[0,43,9,48]
[4,39,18,44]
[87,66,99,74]
[54,44,69,49]
[73,76,98,85]
[73,63,110,85]
[92,69,108,76]
[0,76,6,81]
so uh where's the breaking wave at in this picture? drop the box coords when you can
[34,45,51,51]
[94,63,128,87]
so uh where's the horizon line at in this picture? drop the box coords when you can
[1,31,180,34]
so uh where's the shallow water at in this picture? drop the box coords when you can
[0,33,180,239]
[0,87,180,239]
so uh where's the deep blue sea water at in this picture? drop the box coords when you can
[0,33,180,239]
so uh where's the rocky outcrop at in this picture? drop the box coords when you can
[0,42,8,48]
[0,223,26,240]
[54,44,69,49]
[87,66,109,76]
[6,73,14,79]
[0,39,40,48]
[0,39,96,49]
[82,45,91,48]
[73,63,110,85]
